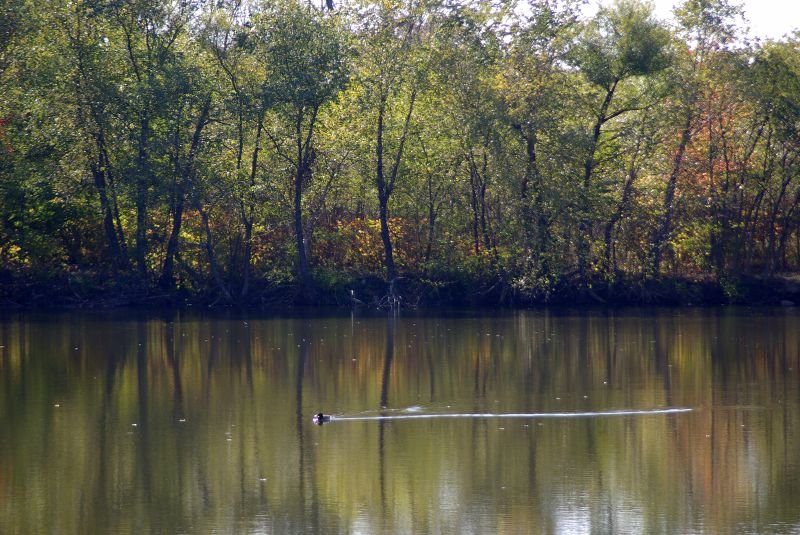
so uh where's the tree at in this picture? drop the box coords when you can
[351,0,432,286]
[59,1,131,269]
[436,2,506,275]
[82,0,200,280]
[650,0,744,276]
[499,0,583,279]
[200,0,271,298]
[571,0,671,280]
[257,0,349,301]
[750,39,800,273]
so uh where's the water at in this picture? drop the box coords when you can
[0,308,798,534]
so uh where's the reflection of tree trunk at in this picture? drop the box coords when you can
[652,315,674,407]
[204,321,218,402]
[295,322,307,476]
[602,314,616,408]
[782,362,789,473]
[473,344,481,398]
[427,336,436,402]
[135,320,153,505]
[241,321,254,391]
[378,417,387,515]
[295,321,318,529]
[93,325,123,532]
[578,315,591,396]
[0,323,8,388]
[379,316,395,514]
[165,320,184,420]
[380,316,395,409]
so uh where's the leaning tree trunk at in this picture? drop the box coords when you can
[161,98,210,290]
[604,160,639,274]
[578,80,617,281]
[652,113,692,277]
[375,88,416,285]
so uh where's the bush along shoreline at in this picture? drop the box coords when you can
[2,270,799,310]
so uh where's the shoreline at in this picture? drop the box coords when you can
[2,272,799,310]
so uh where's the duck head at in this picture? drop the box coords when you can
[312,413,330,425]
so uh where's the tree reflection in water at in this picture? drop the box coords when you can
[0,308,798,533]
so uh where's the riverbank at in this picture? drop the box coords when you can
[2,269,799,310]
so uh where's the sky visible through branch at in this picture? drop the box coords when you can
[589,0,799,40]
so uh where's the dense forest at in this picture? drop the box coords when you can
[1,0,799,307]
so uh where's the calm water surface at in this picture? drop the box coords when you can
[1,308,799,534]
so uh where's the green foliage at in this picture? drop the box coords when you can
[2,0,800,306]
[573,0,672,89]
[257,2,349,110]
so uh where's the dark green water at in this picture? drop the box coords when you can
[1,308,799,534]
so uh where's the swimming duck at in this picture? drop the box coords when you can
[312,413,331,425]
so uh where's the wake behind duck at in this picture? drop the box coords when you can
[312,407,692,424]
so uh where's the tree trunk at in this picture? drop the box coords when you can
[776,188,800,271]
[378,194,396,281]
[135,113,150,279]
[294,107,316,301]
[764,150,797,274]
[376,97,396,282]
[604,160,639,273]
[652,113,692,277]
[90,147,124,267]
[375,88,416,283]
[294,154,312,297]
[480,178,491,254]
[578,80,617,280]
[200,206,233,303]
[240,114,264,299]
[469,164,481,257]
[423,186,437,267]
[160,195,183,289]
[161,98,210,290]
[70,15,128,270]
[520,126,537,261]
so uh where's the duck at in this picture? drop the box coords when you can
[312,413,331,425]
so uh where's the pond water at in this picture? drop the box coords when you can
[1,308,799,534]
